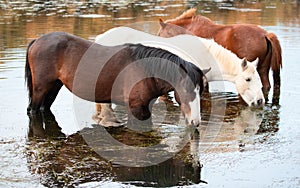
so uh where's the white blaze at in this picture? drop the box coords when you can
[188,85,201,126]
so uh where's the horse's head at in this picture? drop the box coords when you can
[157,19,193,38]
[235,58,265,107]
[174,64,208,126]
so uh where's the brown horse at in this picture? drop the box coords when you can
[25,32,207,126]
[158,8,282,101]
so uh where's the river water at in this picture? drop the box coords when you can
[0,0,299,187]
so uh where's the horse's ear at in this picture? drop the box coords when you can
[241,58,248,71]
[159,18,166,28]
[252,57,259,67]
[202,67,211,75]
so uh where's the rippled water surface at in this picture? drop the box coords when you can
[0,0,300,187]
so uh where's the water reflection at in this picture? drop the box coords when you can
[26,111,205,187]
[199,92,280,152]
[25,92,280,186]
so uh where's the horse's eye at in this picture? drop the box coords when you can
[246,78,251,82]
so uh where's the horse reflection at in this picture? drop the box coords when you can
[26,112,206,187]
[198,92,280,152]
[26,94,280,186]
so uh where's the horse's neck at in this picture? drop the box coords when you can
[200,38,242,82]
[191,17,223,37]
[168,18,193,30]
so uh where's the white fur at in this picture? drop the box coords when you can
[197,39,265,106]
[188,85,201,126]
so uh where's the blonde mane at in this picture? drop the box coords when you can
[165,8,196,23]
[199,38,242,76]
[165,8,213,25]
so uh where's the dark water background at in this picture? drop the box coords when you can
[0,0,299,187]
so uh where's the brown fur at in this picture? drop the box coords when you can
[159,8,282,98]
[25,32,207,124]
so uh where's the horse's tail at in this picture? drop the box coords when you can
[265,33,282,88]
[25,39,36,100]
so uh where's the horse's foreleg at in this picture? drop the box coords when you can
[93,103,120,124]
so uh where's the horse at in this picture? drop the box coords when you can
[157,8,282,101]
[93,27,264,124]
[25,32,207,126]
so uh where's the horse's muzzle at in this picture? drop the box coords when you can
[252,98,265,107]
[191,119,200,127]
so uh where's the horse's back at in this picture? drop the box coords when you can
[193,23,267,63]
[29,32,91,56]
[28,32,91,68]
[27,32,94,95]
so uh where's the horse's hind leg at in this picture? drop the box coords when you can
[273,72,280,91]
[41,80,63,111]
[272,72,281,105]
[30,82,57,114]
[258,67,271,100]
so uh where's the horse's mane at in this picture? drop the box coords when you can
[166,8,196,22]
[165,8,213,25]
[127,43,203,87]
[199,38,242,74]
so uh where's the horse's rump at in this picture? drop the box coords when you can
[25,39,36,101]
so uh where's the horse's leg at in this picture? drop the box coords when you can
[258,67,271,101]
[27,111,46,138]
[41,80,63,111]
[93,103,120,124]
[30,81,56,114]
[42,111,66,138]
[27,99,33,114]
[272,72,281,105]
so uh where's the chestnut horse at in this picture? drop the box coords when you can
[25,32,207,126]
[158,8,282,101]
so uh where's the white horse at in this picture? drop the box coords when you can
[94,27,264,124]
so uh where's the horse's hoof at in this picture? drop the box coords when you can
[92,113,121,127]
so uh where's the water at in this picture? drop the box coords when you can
[0,0,300,187]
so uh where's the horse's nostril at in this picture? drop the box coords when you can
[191,120,200,126]
[257,99,263,105]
